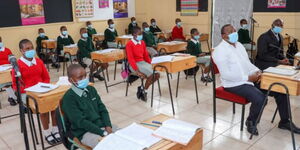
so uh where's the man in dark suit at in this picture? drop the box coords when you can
[255,19,300,134]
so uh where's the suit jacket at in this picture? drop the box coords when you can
[255,29,285,70]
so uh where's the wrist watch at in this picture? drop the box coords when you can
[103,131,108,136]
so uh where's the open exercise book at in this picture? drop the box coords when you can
[153,119,200,146]
[24,82,59,93]
[94,123,161,150]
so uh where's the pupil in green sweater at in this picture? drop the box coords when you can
[86,21,97,38]
[105,19,119,48]
[237,19,257,57]
[36,28,49,60]
[142,22,158,57]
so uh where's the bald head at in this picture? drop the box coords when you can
[272,19,283,28]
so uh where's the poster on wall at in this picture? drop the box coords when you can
[268,0,287,8]
[180,0,199,16]
[113,0,128,18]
[99,0,109,8]
[75,0,94,18]
[19,0,45,25]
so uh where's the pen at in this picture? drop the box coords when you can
[140,123,160,128]
[152,121,162,125]
[41,85,50,88]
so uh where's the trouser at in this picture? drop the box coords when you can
[225,84,289,122]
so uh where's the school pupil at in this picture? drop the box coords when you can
[86,21,97,38]
[171,18,185,41]
[12,39,61,145]
[55,26,75,68]
[128,17,138,35]
[238,19,256,51]
[78,28,106,81]
[187,28,212,82]
[0,36,17,106]
[104,19,118,48]
[36,28,49,60]
[142,22,158,57]
[149,18,162,35]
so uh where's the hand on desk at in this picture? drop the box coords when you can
[278,58,290,65]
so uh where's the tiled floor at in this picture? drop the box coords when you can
[0,64,300,150]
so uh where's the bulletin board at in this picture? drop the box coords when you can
[253,0,300,12]
[78,0,135,22]
[176,0,208,12]
[75,0,94,18]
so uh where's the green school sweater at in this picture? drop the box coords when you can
[128,23,138,34]
[77,37,95,59]
[187,40,202,57]
[36,36,49,53]
[104,28,118,42]
[62,85,112,140]
[87,27,97,38]
[56,35,75,51]
[143,31,156,47]
[238,29,251,44]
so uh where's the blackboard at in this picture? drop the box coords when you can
[253,0,300,12]
[176,0,208,12]
[0,0,73,28]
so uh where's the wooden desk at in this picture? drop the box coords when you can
[0,69,12,84]
[142,114,203,150]
[151,56,198,115]
[156,32,172,39]
[64,45,78,56]
[115,35,132,46]
[42,40,56,49]
[260,65,300,96]
[92,33,105,41]
[157,42,187,54]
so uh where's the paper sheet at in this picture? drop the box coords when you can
[24,82,59,93]
[95,49,117,54]
[151,56,174,64]
[0,65,12,71]
[264,67,298,76]
[56,76,71,86]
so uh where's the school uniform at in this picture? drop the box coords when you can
[238,28,256,51]
[128,23,138,35]
[77,37,95,66]
[150,25,162,35]
[104,28,118,48]
[142,31,158,57]
[171,26,185,41]
[187,39,210,67]
[36,35,49,57]
[56,34,75,55]
[87,27,97,38]
[62,85,112,148]
[126,39,153,77]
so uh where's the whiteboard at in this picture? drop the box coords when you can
[78,0,135,21]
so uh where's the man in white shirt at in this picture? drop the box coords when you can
[212,24,300,135]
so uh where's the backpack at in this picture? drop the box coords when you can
[121,60,139,83]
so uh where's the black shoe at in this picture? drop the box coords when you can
[51,63,59,68]
[45,135,57,146]
[140,91,148,102]
[201,76,213,83]
[136,86,142,99]
[94,74,105,81]
[51,132,62,143]
[8,98,17,106]
[246,120,259,136]
[278,120,300,134]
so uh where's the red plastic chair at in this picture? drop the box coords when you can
[211,59,249,131]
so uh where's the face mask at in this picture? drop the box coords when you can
[82,33,88,38]
[39,33,45,37]
[136,35,143,41]
[228,32,239,44]
[109,24,115,28]
[144,27,150,32]
[152,22,156,26]
[25,49,36,58]
[273,26,282,34]
[177,22,182,27]
[132,21,136,24]
[194,35,200,40]
[76,78,89,89]
[62,31,68,36]
[0,42,3,48]
[88,25,93,28]
[242,24,248,29]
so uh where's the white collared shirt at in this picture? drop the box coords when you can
[60,34,69,39]
[0,47,4,52]
[190,38,199,44]
[131,39,141,45]
[107,27,115,32]
[20,56,37,67]
[271,30,279,41]
[212,40,259,88]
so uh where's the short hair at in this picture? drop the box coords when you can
[60,26,66,31]
[107,19,113,24]
[131,17,136,21]
[132,26,141,35]
[150,18,155,22]
[190,28,198,35]
[142,22,148,27]
[38,28,44,32]
[67,64,84,78]
[273,18,283,25]
[221,24,232,34]
[175,18,181,23]
[86,21,91,25]
[19,39,31,49]
[80,27,86,33]
[240,19,247,24]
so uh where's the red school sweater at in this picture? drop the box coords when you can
[12,58,50,93]
[0,47,13,65]
[171,26,185,40]
[125,40,151,71]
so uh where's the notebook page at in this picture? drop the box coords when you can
[93,133,146,150]
[24,82,59,93]
[152,126,195,145]
[116,123,161,148]
[163,119,200,133]
[151,56,174,64]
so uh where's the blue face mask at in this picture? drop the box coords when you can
[177,22,182,27]
[136,35,143,41]
[39,33,45,37]
[82,33,88,38]
[0,42,3,48]
[88,25,93,28]
[25,49,36,58]
[144,27,150,32]
[273,26,282,34]
[62,31,68,36]
[152,22,156,26]
[76,78,89,89]
[132,21,137,24]
[109,24,115,29]
[194,35,200,40]
[228,32,239,44]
